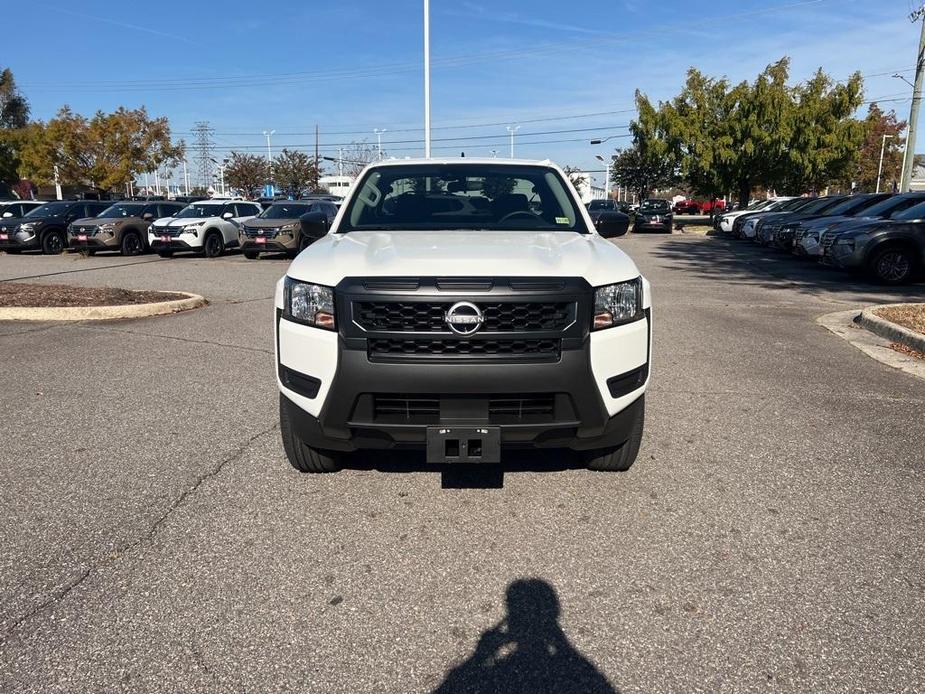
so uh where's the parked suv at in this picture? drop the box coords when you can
[825,198,925,284]
[69,201,185,256]
[0,200,43,220]
[148,199,262,258]
[0,200,111,254]
[240,199,338,259]
[808,192,925,258]
[634,198,673,232]
[275,159,650,473]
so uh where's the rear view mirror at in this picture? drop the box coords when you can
[594,211,630,238]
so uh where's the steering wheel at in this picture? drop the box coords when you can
[499,210,544,223]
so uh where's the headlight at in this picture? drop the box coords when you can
[99,223,116,233]
[284,277,335,330]
[280,223,298,232]
[835,237,856,250]
[593,278,643,330]
[19,223,35,233]
[182,223,203,234]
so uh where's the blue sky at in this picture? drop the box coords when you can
[2,0,917,189]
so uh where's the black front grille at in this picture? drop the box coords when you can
[370,393,557,424]
[488,395,555,423]
[373,395,440,423]
[152,226,180,238]
[368,337,560,360]
[354,301,572,333]
[243,226,280,238]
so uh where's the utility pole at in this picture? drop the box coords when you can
[901,4,925,191]
[423,0,431,158]
[507,125,520,158]
[374,128,387,160]
[53,163,62,200]
[182,160,190,195]
[876,134,894,193]
[315,124,320,190]
[192,121,215,191]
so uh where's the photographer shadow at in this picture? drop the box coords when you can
[434,578,618,694]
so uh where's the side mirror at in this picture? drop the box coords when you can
[594,211,630,238]
[1,211,12,218]
[142,212,154,221]
[299,210,330,241]
[222,211,234,219]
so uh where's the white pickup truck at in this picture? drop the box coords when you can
[275,159,651,472]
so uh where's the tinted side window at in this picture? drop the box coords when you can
[237,203,259,217]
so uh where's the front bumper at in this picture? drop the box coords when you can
[241,238,295,254]
[68,236,115,250]
[149,236,199,252]
[276,285,651,453]
[0,233,39,251]
[634,218,672,231]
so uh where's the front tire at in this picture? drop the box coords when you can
[868,245,916,285]
[120,231,143,256]
[243,250,260,260]
[584,396,645,472]
[279,395,342,473]
[42,231,66,255]
[156,249,173,258]
[203,231,224,258]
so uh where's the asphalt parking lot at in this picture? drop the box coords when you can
[1,235,924,692]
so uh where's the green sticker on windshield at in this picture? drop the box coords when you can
[555,217,570,224]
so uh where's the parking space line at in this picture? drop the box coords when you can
[73,323,274,355]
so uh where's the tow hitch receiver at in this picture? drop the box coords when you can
[426,426,501,463]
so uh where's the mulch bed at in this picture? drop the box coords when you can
[890,342,925,361]
[875,304,925,336]
[0,282,188,308]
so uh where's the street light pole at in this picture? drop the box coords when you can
[423,0,431,158]
[595,154,610,199]
[263,129,275,194]
[374,128,387,160]
[876,134,895,193]
[507,125,520,158]
[901,5,925,191]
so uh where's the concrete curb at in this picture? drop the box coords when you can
[817,309,925,381]
[0,292,207,322]
[858,303,925,355]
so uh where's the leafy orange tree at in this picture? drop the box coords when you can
[18,106,183,194]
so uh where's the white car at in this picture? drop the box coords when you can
[148,199,262,258]
[0,199,44,219]
[275,158,651,473]
[717,197,793,233]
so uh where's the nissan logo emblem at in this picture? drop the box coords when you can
[445,301,484,336]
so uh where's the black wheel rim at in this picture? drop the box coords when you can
[125,235,140,255]
[48,234,63,253]
[877,251,910,282]
[207,236,220,256]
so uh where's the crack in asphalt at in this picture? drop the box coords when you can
[0,423,279,646]
[74,324,274,355]
[0,258,163,283]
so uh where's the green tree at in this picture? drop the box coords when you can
[844,104,905,192]
[0,67,30,184]
[610,146,677,202]
[272,148,319,195]
[562,165,588,192]
[18,106,183,193]
[224,152,268,198]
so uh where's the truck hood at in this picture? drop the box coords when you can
[286,231,641,287]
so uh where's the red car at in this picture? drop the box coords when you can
[673,199,701,214]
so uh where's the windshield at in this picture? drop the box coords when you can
[640,199,670,212]
[777,197,815,212]
[338,164,589,233]
[175,203,223,219]
[24,202,73,218]
[259,203,312,219]
[99,203,145,218]
[893,199,925,220]
[801,197,846,214]
[587,200,615,210]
